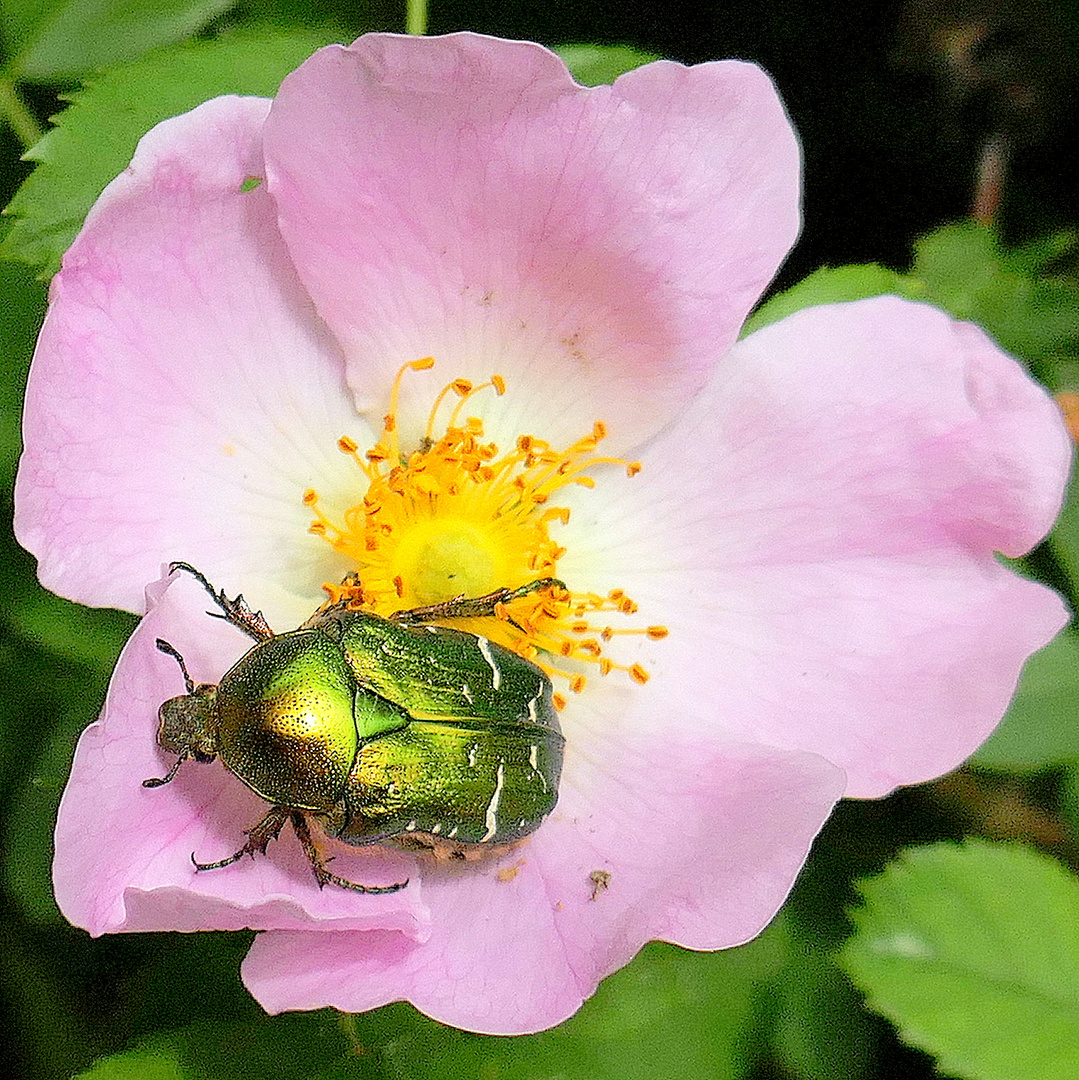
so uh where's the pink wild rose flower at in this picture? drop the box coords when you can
[14,33,1070,1034]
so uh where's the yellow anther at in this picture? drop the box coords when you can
[307,361,658,697]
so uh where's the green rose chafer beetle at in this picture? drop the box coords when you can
[145,562,565,894]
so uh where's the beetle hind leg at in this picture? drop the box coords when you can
[289,811,408,895]
[191,805,290,871]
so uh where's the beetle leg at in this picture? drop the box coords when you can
[168,561,275,643]
[289,811,408,895]
[393,578,567,628]
[142,752,189,788]
[191,805,290,871]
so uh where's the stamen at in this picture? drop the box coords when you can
[306,361,658,693]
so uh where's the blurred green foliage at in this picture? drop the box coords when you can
[842,841,1079,1080]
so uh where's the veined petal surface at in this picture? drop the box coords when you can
[15,96,366,626]
[241,721,843,1033]
[553,297,1071,796]
[262,32,801,455]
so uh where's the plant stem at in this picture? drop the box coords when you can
[0,75,43,151]
[406,0,428,36]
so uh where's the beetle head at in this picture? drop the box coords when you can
[143,639,222,788]
[157,684,221,762]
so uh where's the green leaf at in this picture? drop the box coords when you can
[3,686,107,922]
[370,930,787,1080]
[7,586,136,673]
[2,27,331,274]
[75,1046,187,1080]
[972,628,1079,770]
[911,223,1079,388]
[1,0,51,61]
[741,263,923,337]
[770,942,875,1080]
[0,259,45,488]
[841,840,1079,1080]
[10,0,238,81]
[556,43,660,86]
[1048,475,1079,592]
[76,1014,351,1080]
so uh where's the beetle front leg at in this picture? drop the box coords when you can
[191,805,290,871]
[168,561,275,643]
[393,578,567,627]
[289,811,408,895]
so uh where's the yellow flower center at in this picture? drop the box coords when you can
[303,358,665,703]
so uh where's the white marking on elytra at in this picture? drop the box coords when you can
[480,761,506,842]
[468,744,478,768]
[529,742,547,792]
[527,694,540,724]
[477,636,501,690]
[462,683,474,704]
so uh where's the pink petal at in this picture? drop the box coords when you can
[241,720,843,1033]
[261,33,800,455]
[54,568,424,937]
[14,96,368,625]
[556,297,1071,796]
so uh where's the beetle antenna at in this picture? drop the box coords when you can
[143,752,188,788]
[155,638,195,694]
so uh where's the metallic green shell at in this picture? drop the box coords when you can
[309,606,553,726]
[334,714,563,846]
[216,629,402,809]
[215,606,563,844]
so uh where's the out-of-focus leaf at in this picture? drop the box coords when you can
[911,223,1079,388]
[1048,475,1079,594]
[3,684,105,922]
[7,586,135,673]
[9,0,238,81]
[359,929,787,1080]
[0,259,44,488]
[742,263,923,337]
[972,628,1079,770]
[75,1047,187,1080]
[75,1014,352,1080]
[770,938,874,1080]
[0,0,50,61]
[556,43,660,86]
[2,27,331,274]
[841,840,1079,1080]
[0,917,98,1080]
